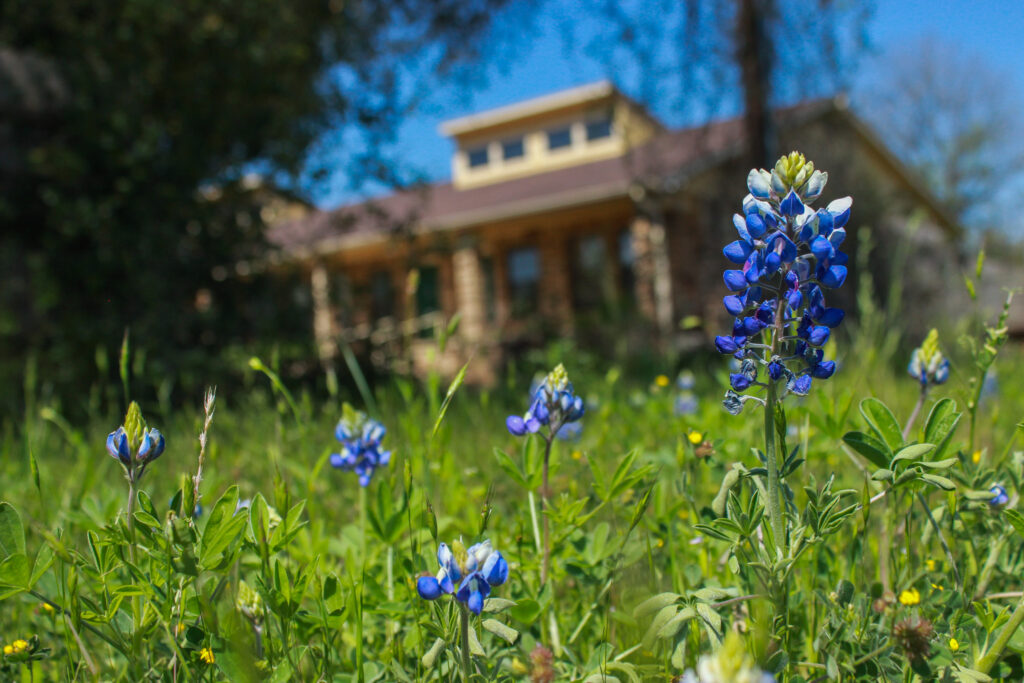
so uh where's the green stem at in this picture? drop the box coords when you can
[902,386,926,441]
[977,593,1024,674]
[763,380,784,549]
[126,477,141,668]
[540,434,553,586]
[459,604,472,682]
[915,491,961,591]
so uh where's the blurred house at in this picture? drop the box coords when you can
[268,81,962,383]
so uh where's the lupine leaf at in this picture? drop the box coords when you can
[0,503,26,559]
[860,398,904,452]
[1004,509,1024,539]
[842,431,890,469]
[483,618,519,644]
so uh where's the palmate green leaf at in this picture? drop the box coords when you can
[860,398,905,452]
[842,431,890,469]
[891,443,935,466]
[924,398,962,458]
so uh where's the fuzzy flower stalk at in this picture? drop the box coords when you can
[715,152,852,548]
[506,364,584,584]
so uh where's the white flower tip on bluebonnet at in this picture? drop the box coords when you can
[747,169,772,199]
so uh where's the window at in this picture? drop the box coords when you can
[415,266,440,315]
[546,126,572,150]
[370,270,394,320]
[507,247,540,317]
[572,235,611,310]
[467,146,489,168]
[586,116,613,141]
[502,137,524,160]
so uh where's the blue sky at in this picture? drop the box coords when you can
[310,0,1024,210]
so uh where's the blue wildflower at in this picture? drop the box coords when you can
[416,539,509,615]
[507,364,584,437]
[330,404,391,487]
[674,392,698,416]
[106,402,165,482]
[555,420,583,441]
[989,484,1009,507]
[907,329,950,387]
[716,153,851,413]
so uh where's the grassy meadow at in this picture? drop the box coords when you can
[0,285,1023,682]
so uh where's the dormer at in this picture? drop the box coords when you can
[440,81,664,190]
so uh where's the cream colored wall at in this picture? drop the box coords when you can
[450,98,659,189]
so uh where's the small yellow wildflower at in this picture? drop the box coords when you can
[899,587,921,606]
[677,508,690,520]
[571,450,582,461]
[688,431,703,445]
[656,538,665,548]
[176,622,185,635]
[42,602,54,614]
[925,559,937,571]
[949,638,959,651]
[931,583,944,591]
[972,450,981,464]
[200,647,215,664]
[2,645,12,656]
[655,375,670,388]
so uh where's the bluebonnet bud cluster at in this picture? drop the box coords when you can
[714,153,851,414]
[907,329,950,387]
[416,539,509,614]
[106,402,165,483]
[506,364,584,437]
[675,633,775,683]
[330,404,391,487]
[989,484,1009,507]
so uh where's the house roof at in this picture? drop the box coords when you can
[269,98,959,259]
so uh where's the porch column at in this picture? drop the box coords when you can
[540,237,573,335]
[631,212,674,335]
[452,244,486,344]
[310,261,339,394]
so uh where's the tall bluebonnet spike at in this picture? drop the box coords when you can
[507,364,584,437]
[330,405,391,486]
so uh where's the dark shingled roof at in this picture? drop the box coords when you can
[267,99,848,255]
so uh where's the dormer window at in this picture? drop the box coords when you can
[502,137,525,160]
[467,146,489,168]
[586,116,613,141]
[547,126,572,151]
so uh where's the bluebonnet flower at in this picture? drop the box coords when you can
[506,364,584,437]
[989,484,1009,507]
[555,420,583,442]
[715,153,851,413]
[330,404,391,487]
[106,402,165,483]
[416,539,509,614]
[674,392,699,416]
[907,329,950,387]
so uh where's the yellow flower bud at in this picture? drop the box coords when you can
[898,588,921,606]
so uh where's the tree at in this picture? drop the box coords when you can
[0,0,527,411]
[560,0,870,167]
[855,36,1024,235]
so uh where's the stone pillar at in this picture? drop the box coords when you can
[540,237,573,335]
[631,212,674,336]
[452,245,486,344]
[310,261,339,393]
